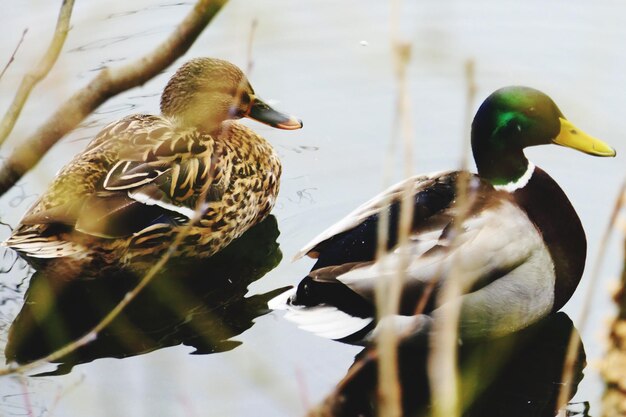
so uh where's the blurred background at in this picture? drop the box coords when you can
[0,1,624,416]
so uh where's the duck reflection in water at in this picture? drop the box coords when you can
[5,216,286,375]
[311,312,587,417]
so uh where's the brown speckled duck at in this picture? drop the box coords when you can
[4,57,302,277]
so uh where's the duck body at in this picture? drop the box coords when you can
[4,58,302,276]
[272,86,614,342]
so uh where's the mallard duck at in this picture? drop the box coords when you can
[271,86,615,342]
[3,57,302,276]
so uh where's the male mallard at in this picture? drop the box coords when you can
[271,86,615,342]
[4,58,302,276]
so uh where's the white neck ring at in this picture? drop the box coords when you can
[493,162,535,192]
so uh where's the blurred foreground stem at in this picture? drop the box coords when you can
[427,60,475,417]
[375,2,414,413]
[601,181,626,416]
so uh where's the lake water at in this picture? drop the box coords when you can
[0,1,625,416]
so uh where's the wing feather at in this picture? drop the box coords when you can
[334,200,539,310]
[294,170,454,260]
[98,129,225,228]
[77,118,225,238]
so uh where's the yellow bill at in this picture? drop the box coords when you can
[553,118,616,157]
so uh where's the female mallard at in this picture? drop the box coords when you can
[4,58,302,276]
[271,86,615,342]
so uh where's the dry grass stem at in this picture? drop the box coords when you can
[428,60,475,417]
[0,0,74,146]
[0,0,228,197]
[0,28,28,82]
[599,179,626,417]
[232,19,258,126]
[373,2,415,416]
[556,177,626,417]
[459,61,476,172]
[246,19,258,74]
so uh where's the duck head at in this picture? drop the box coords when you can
[471,86,615,187]
[160,57,302,134]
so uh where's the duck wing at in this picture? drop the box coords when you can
[72,125,229,238]
[13,117,229,243]
[294,171,458,261]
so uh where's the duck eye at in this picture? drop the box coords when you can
[228,105,247,118]
[227,92,252,118]
[239,93,251,107]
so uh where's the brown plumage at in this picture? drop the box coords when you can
[4,57,302,277]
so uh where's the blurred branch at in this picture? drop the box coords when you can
[599,179,626,417]
[558,177,625,416]
[0,0,228,197]
[0,28,28,82]
[0,0,73,145]
[374,1,415,416]
[246,19,258,74]
[428,59,476,417]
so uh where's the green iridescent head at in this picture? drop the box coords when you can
[471,86,615,186]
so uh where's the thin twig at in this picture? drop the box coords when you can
[0,0,228,197]
[460,61,476,172]
[0,28,28,82]
[232,19,258,120]
[601,185,626,416]
[556,177,626,416]
[428,59,475,417]
[374,1,414,416]
[0,0,74,146]
[18,375,34,417]
[246,19,258,75]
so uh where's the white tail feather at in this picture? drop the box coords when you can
[269,288,372,340]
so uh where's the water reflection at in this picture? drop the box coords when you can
[314,312,586,417]
[5,216,286,375]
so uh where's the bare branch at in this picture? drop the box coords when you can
[569,177,626,417]
[373,2,418,416]
[0,0,74,145]
[562,178,625,415]
[428,59,475,417]
[602,182,626,416]
[0,28,28,82]
[246,19,258,74]
[0,0,228,197]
